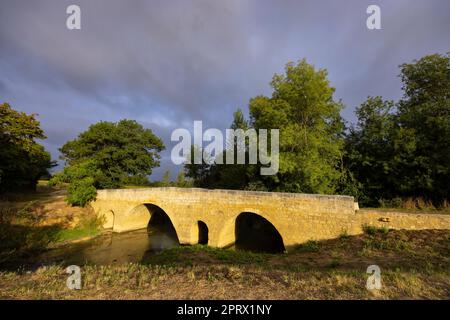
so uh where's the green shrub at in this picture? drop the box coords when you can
[49,160,101,186]
[50,160,100,206]
[363,224,390,235]
[295,240,320,252]
[66,177,97,206]
[378,197,403,208]
[339,230,351,240]
[328,258,342,268]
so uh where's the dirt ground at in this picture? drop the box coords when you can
[0,183,91,229]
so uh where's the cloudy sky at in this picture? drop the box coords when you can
[1,0,449,179]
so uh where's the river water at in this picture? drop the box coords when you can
[8,215,285,270]
[38,227,179,267]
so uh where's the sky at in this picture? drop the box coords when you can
[1,0,449,180]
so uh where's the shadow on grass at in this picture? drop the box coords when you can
[141,244,271,267]
[282,228,450,273]
[140,229,450,275]
[0,223,64,269]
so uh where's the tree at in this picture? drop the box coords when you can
[175,170,192,187]
[185,61,345,194]
[184,145,213,187]
[211,108,256,190]
[49,160,101,206]
[0,103,54,192]
[162,170,171,186]
[249,59,345,194]
[344,97,399,205]
[183,109,258,190]
[59,119,165,189]
[230,108,249,130]
[345,53,450,206]
[396,53,450,204]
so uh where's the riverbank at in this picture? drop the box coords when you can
[0,183,102,266]
[0,228,448,299]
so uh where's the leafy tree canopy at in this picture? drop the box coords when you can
[397,53,450,202]
[249,59,345,194]
[59,119,165,189]
[346,53,450,206]
[0,103,54,192]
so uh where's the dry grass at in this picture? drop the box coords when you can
[0,182,90,228]
[0,229,448,300]
[0,263,448,300]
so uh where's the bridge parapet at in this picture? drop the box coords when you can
[91,187,450,250]
[91,187,357,249]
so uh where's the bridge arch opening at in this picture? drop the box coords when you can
[197,221,209,245]
[145,204,180,247]
[102,210,115,229]
[235,212,285,253]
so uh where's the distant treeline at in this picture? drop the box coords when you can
[0,52,448,208]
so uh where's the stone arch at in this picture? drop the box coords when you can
[189,220,209,245]
[146,203,180,244]
[99,210,115,229]
[234,211,285,253]
[117,203,180,241]
[215,209,286,251]
[197,221,209,245]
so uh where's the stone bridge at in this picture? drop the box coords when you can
[91,187,450,251]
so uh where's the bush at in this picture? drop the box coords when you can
[245,181,268,192]
[295,240,320,252]
[363,224,390,235]
[378,197,403,208]
[49,160,100,206]
[66,177,97,207]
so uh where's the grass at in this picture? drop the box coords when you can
[0,248,448,299]
[0,215,103,267]
[0,229,448,299]
[327,258,342,268]
[294,240,320,252]
[142,245,270,267]
[0,186,103,266]
[361,207,450,215]
[363,224,390,235]
[0,224,62,266]
[55,216,101,242]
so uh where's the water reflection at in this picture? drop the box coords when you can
[32,212,285,268]
[39,226,179,266]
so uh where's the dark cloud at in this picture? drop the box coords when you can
[0,0,448,179]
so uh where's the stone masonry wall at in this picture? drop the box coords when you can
[90,188,450,251]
